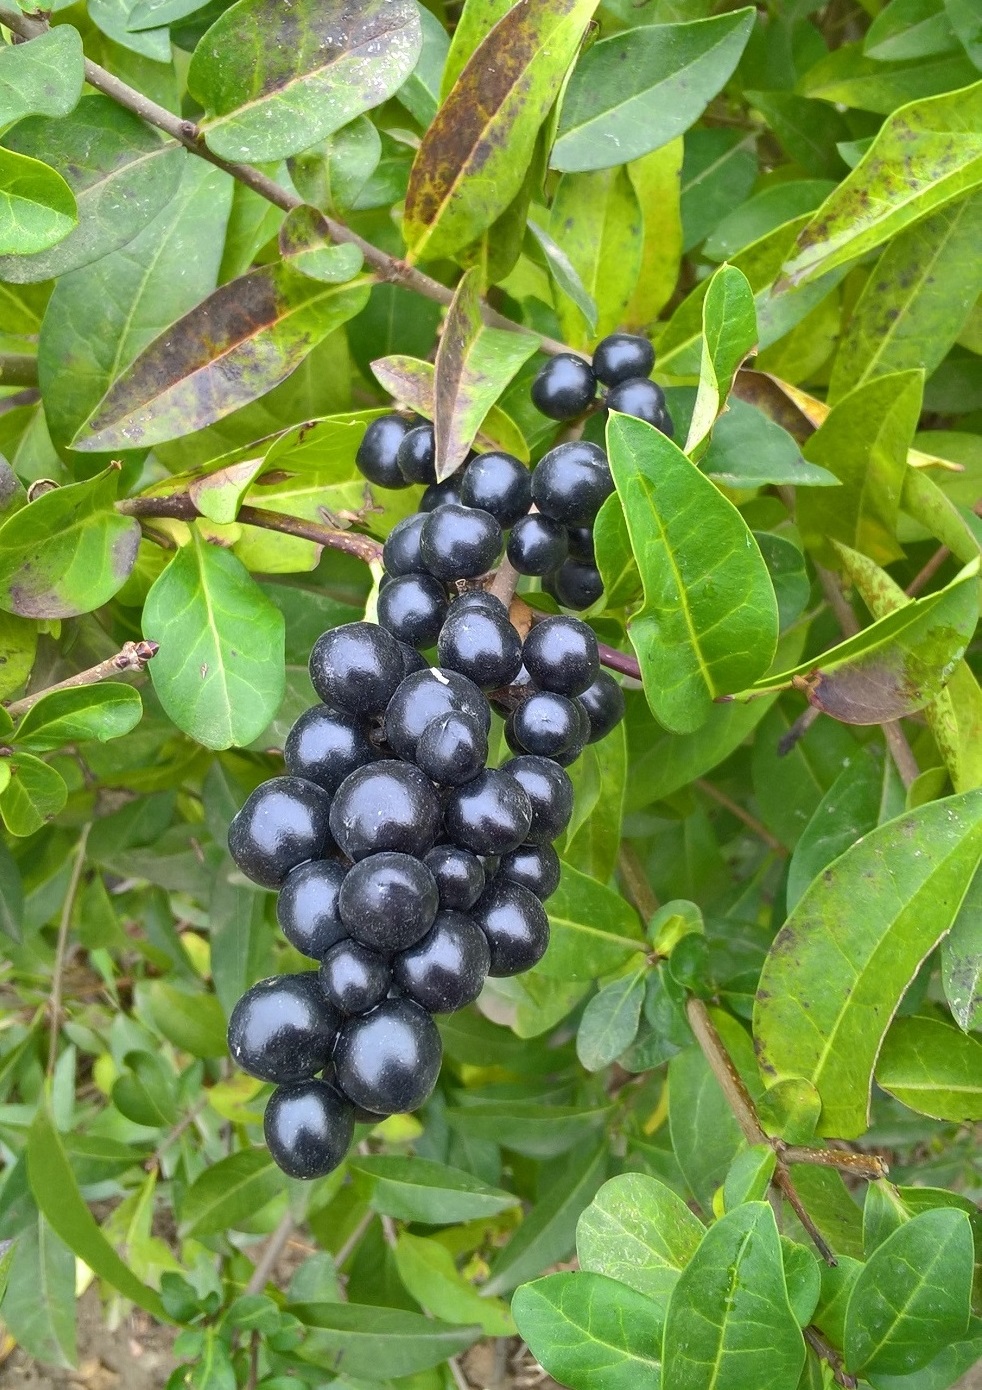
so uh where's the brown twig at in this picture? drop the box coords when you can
[47,825,90,1078]
[905,544,951,598]
[0,354,39,389]
[694,778,787,854]
[5,640,158,719]
[617,844,659,920]
[805,1327,858,1389]
[334,1208,375,1268]
[777,1144,888,1180]
[245,1209,297,1296]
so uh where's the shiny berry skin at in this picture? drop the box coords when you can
[421,477,465,512]
[460,452,531,526]
[420,504,502,582]
[393,911,490,1013]
[577,671,625,742]
[444,768,532,856]
[355,415,413,490]
[446,589,507,620]
[545,560,604,611]
[498,842,561,900]
[522,616,599,697]
[285,704,377,795]
[377,573,448,648]
[509,692,581,758]
[329,763,441,861]
[531,442,614,527]
[606,377,667,429]
[507,513,569,576]
[424,845,486,911]
[416,711,487,786]
[277,859,347,959]
[472,880,549,976]
[319,940,391,1014]
[396,422,437,484]
[228,777,334,889]
[437,603,523,691]
[530,353,596,420]
[309,621,403,716]
[383,667,491,762]
[396,640,428,678]
[227,973,340,1083]
[566,526,595,563]
[338,851,439,950]
[334,997,442,1114]
[502,755,574,844]
[592,332,655,388]
[264,1080,354,1179]
[382,514,428,577]
[554,700,591,766]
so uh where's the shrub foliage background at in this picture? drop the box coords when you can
[0,0,981,1385]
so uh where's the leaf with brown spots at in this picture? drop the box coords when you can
[780,78,982,287]
[371,354,530,461]
[432,269,537,481]
[188,0,422,163]
[403,0,599,264]
[70,265,370,452]
[277,205,365,283]
[754,788,982,1137]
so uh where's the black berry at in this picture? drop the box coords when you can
[334,997,442,1113]
[228,777,334,889]
[566,526,595,563]
[285,704,377,795]
[592,333,655,387]
[502,754,574,844]
[393,911,491,1013]
[309,621,403,716]
[498,843,561,900]
[472,880,550,976]
[531,442,614,527]
[396,422,437,484]
[577,671,625,742]
[329,762,441,861]
[277,859,347,959]
[508,691,581,758]
[437,602,523,690]
[382,514,428,576]
[227,973,340,1083]
[530,353,596,420]
[460,452,531,526]
[415,711,488,785]
[545,560,604,611]
[444,768,532,855]
[264,1080,354,1179]
[421,476,465,512]
[377,573,448,649]
[522,616,599,697]
[338,851,439,950]
[424,845,486,911]
[383,667,491,762]
[320,940,391,1014]
[606,377,667,430]
[356,415,413,490]
[420,504,502,582]
[395,640,428,678]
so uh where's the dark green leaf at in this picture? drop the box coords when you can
[447,1101,610,1161]
[576,1172,704,1307]
[876,1015,982,1120]
[1,1214,75,1367]
[0,148,77,256]
[0,838,23,942]
[946,0,982,67]
[607,412,779,733]
[286,1303,481,1377]
[685,264,757,454]
[188,0,422,162]
[288,118,382,217]
[14,684,142,752]
[142,533,285,750]
[0,27,85,126]
[277,205,364,284]
[513,1272,663,1390]
[180,1148,283,1237]
[781,1239,821,1329]
[148,980,229,1058]
[89,0,171,60]
[755,789,982,1138]
[208,874,269,1017]
[576,968,646,1072]
[865,0,959,62]
[723,1145,776,1210]
[941,863,982,1030]
[745,92,848,180]
[552,10,755,172]
[756,533,810,631]
[868,1318,982,1390]
[668,1041,745,1211]
[112,1050,178,1127]
[563,720,628,881]
[0,752,67,836]
[680,128,758,252]
[0,465,140,618]
[541,862,645,981]
[348,1155,519,1223]
[396,6,448,127]
[704,181,837,263]
[0,96,184,284]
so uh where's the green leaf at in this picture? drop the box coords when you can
[576,968,647,1072]
[606,412,779,734]
[723,1145,777,1210]
[180,1148,283,1238]
[14,684,142,753]
[0,839,23,943]
[527,217,598,335]
[370,354,529,461]
[396,7,448,127]
[875,1015,982,1121]
[843,1209,973,1375]
[781,1239,822,1329]
[393,1233,514,1336]
[0,96,184,284]
[148,981,228,1058]
[433,268,537,481]
[403,0,597,262]
[548,167,643,347]
[684,265,757,455]
[865,0,960,62]
[870,1319,982,1390]
[440,0,515,100]
[704,181,836,264]
[484,1137,608,1295]
[72,266,369,451]
[0,26,85,127]
[754,789,982,1138]
[142,533,285,750]
[941,864,982,1029]
[26,1107,168,1320]
[348,1155,519,1223]
[781,78,982,287]
[512,1272,664,1390]
[829,192,982,403]
[285,1303,481,1377]
[112,1050,178,1127]
[0,752,67,836]
[127,0,213,28]
[0,465,140,618]
[552,10,755,173]
[39,160,233,459]
[277,205,364,284]
[662,1203,804,1390]
[0,147,77,257]
[447,1101,610,1161]
[288,117,382,217]
[624,138,684,328]
[946,0,982,67]
[1,1214,76,1368]
[680,128,758,253]
[563,720,627,881]
[189,0,422,162]
[88,0,171,61]
[0,610,36,702]
[541,862,645,981]
[744,91,849,180]
[668,1040,746,1211]
[576,1172,704,1307]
